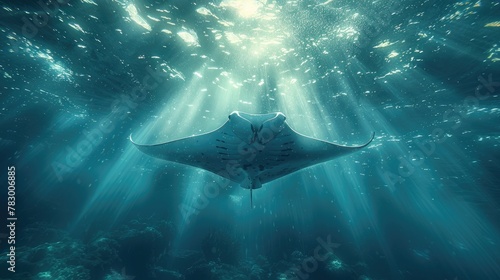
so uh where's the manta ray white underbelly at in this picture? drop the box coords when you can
[130,111,374,206]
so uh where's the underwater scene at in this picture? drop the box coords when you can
[1,0,500,279]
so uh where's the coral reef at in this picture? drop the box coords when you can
[0,221,371,280]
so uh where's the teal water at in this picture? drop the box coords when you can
[0,0,499,279]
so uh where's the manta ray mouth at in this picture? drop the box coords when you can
[229,111,287,145]
[131,111,374,207]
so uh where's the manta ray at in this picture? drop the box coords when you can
[131,111,374,206]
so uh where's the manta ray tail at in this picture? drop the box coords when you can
[250,187,253,208]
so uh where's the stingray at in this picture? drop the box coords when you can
[131,111,374,206]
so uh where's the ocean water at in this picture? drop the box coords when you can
[1,0,500,279]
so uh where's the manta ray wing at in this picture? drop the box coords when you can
[255,123,375,184]
[130,120,245,182]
